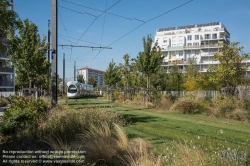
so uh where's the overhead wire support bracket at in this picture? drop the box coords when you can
[58,44,112,49]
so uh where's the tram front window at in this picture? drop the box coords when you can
[68,85,77,93]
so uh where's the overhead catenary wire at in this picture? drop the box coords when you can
[74,0,121,45]
[100,0,108,47]
[58,34,106,46]
[61,0,145,22]
[58,5,97,17]
[90,0,194,63]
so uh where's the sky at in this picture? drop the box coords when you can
[14,0,250,81]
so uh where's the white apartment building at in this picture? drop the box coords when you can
[154,22,249,73]
[78,67,105,87]
[0,0,15,92]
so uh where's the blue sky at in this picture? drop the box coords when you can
[14,0,250,80]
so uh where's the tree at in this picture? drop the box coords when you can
[166,65,184,91]
[151,68,168,91]
[183,57,201,90]
[104,59,121,87]
[119,54,131,88]
[133,34,163,88]
[77,74,85,83]
[0,0,17,53]
[8,19,49,89]
[208,42,250,95]
[88,76,97,87]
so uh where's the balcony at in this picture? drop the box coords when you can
[0,81,14,87]
[0,52,10,59]
[0,66,14,73]
[200,53,216,57]
[162,46,184,51]
[184,45,200,49]
[200,44,218,48]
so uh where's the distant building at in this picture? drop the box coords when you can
[78,67,105,87]
[154,22,236,73]
[0,0,15,92]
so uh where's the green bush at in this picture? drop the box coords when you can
[0,96,47,136]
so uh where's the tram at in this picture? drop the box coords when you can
[67,81,94,98]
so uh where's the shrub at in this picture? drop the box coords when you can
[155,94,173,110]
[170,95,209,114]
[0,97,9,107]
[214,97,236,117]
[113,88,124,102]
[229,108,248,121]
[0,96,47,137]
[145,102,154,108]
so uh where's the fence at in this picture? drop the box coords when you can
[161,91,218,100]
[0,91,22,98]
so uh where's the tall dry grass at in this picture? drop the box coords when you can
[170,95,209,114]
[170,95,249,122]
[75,122,155,166]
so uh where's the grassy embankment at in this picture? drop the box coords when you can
[63,98,250,160]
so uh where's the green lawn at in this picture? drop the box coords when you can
[62,98,250,157]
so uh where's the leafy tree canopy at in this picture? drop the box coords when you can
[77,74,85,83]
[88,76,96,87]
[208,42,250,95]
[104,59,121,87]
[8,19,49,89]
[133,34,163,88]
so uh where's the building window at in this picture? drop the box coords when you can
[193,42,199,46]
[172,36,176,43]
[187,35,192,40]
[163,38,168,43]
[195,35,199,40]
[205,34,211,39]
[187,43,192,46]
[195,50,200,55]
[179,36,183,42]
[212,33,217,39]
[179,51,183,56]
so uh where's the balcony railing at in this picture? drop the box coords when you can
[0,81,14,87]
[0,53,10,59]
[200,53,217,57]
[162,46,184,51]
[6,0,13,4]
[0,66,14,73]
[200,44,218,48]
[184,45,200,49]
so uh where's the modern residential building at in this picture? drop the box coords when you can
[0,0,15,92]
[154,22,238,73]
[78,67,105,87]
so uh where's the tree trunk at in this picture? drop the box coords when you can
[29,79,31,95]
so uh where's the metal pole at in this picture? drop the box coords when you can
[47,20,50,96]
[63,53,65,95]
[74,61,76,81]
[52,0,58,105]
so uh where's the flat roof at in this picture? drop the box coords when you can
[158,22,221,32]
[79,67,105,73]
